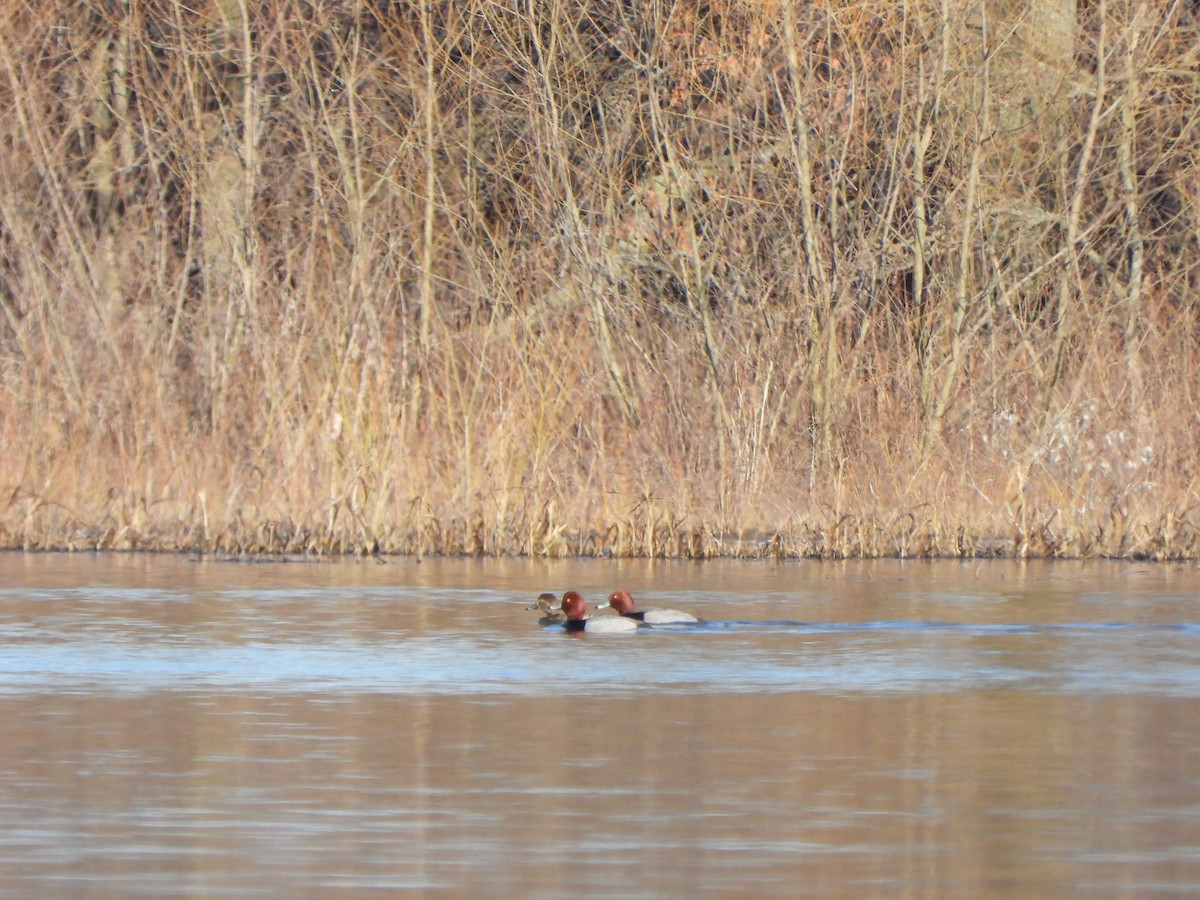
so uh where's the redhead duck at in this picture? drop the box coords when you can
[597,590,702,624]
[554,591,640,633]
[526,591,565,626]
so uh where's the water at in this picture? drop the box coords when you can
[1,554,1199,896]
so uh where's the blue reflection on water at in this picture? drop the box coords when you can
[2,616,1200,697]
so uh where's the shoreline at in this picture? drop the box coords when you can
[1,527,1192,562]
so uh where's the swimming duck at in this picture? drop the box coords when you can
[597,590,702,624]
[554,591,641,633]
[526,591,565,626]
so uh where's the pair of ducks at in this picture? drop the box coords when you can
[529,590,701,632]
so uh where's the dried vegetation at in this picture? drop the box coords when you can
[1,0,1199,558]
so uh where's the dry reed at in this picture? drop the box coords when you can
[1,0,1198,559]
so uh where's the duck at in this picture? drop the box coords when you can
[554,591,641,633]
[526,591,565,626]
[597,590,702,624]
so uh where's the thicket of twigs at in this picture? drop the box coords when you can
[1,0,1198,558]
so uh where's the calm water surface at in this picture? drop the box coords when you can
[1,554,1199,897]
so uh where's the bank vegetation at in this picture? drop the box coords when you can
[1,0,1198,558]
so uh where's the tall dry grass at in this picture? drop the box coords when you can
[0,0,1198,558]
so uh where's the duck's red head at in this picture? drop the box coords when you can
[605,590,637,614]
[559,591,588,620]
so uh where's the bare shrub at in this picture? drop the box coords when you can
[0,0,1197,557]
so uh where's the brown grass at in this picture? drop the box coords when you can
[1,0,1198,559]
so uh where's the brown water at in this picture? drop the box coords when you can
[1,554,1199,897]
